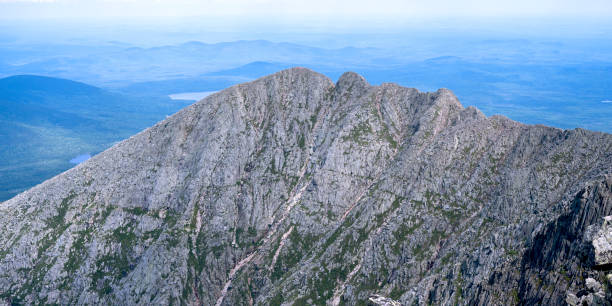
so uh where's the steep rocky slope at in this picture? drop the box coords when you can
[1,68,611,305]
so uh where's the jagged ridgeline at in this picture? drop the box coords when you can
[1,68,611,305]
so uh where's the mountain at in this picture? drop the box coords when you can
[0,75,193,201]
[0,68,611,305]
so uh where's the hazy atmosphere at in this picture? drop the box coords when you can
[1,1,612,305]
[2,0,612,20]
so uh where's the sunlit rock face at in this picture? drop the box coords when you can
[0,68,611,305]
[594,216,612,268]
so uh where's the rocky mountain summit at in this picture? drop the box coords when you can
[1,68,611,305]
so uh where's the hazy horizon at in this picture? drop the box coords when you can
[1,0,611,20]
[1,0,612,49]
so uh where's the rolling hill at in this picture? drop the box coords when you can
[0,75,192,201]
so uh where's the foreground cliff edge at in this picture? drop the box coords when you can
[1,68,611,305]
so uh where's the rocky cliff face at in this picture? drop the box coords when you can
[0,68,611,305]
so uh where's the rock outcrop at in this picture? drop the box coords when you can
[594,216,612,269]
[0,68,611,305]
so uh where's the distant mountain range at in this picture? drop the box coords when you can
[0,75,192,201]
[0,40,381,87]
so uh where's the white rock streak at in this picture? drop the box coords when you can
[215,124,316,305]
[214,252,257,306]
[269,226,295,270]
[330,262,362,306]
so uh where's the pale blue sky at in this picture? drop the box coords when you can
[1,0,611,22]
[1,0,611,47]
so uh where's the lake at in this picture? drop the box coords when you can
[168,91,217,101]
[70,154,91,164]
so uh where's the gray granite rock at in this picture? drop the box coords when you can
[594,216,612,268]
[0,68,611,305]
[368,294,401,306]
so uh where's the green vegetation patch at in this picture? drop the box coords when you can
[294,264,354,305]
[271,229,319,281]
[64,227,93,274]
[235,226,258,248]
[392,218,423,255]
[441,209,464,228]
[342,120,373,145]
[90,222,138,295]
[124,207,148,216]
[412,230,448,261]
